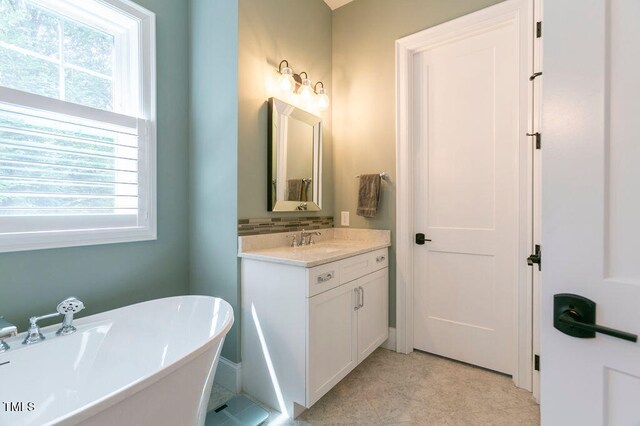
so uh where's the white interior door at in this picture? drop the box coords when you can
[412,5,525,375]
[542,1,640,424]
[531,0,543,403]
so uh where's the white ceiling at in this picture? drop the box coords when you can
[323,0,354,10]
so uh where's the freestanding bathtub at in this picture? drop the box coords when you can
[0,295,234,426]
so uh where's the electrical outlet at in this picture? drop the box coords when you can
[341,211,350,226]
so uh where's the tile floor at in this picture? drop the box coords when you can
[208,348,540,425]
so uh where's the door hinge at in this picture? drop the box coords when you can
[527,132,541,149]
[534,354,540,371]
[536,21,542,38]
[527,245,541,271]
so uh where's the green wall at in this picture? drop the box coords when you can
[0,0,190,331]
[189,0,240,362]
[332,0,505,326]
[238,0,333,219]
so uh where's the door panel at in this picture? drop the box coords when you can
[606,369,640,425]
[426,46,497,231]
[307,282,357,406]
[356,269,389,363]
[542,0,640,424]
[426,251,495,329]
[413,16,520,375]
[607,0,640,281]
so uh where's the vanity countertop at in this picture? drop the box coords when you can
[238,228,391,268]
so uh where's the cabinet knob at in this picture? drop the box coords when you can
[376,256,386,263]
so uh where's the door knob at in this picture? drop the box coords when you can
[415,233,431,245]
[553,294,638,343]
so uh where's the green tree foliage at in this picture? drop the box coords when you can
[0,0,115,109]
[0,0,126,214]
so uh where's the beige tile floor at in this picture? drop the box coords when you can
[208,348,540,425]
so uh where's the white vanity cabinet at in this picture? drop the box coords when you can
[241,246,389,418]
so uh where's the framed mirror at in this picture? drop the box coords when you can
[268,98,322,211]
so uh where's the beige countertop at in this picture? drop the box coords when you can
[238,228,391,268]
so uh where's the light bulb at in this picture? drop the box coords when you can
[316,87,330,111]
[300,78,313,102]
[278,66,295,93]
[299,77,314,105]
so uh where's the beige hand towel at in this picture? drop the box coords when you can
[356,174,381,218]
[301,179,312,202]
[287,179,303,201]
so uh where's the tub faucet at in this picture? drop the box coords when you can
[0,316,17,353]
[23,312,59,345]
[22,297,85,345]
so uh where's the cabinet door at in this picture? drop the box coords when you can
[356,268,389,363]
[307,282,358,406]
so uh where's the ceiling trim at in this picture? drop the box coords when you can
[323,0,354,11]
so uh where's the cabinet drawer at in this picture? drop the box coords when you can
[340,248,388,285]
[307,263,340,297]
[307,248,388,297]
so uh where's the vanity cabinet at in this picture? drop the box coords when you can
[241,247,389,417]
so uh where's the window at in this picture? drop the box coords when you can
[0,0,156,252]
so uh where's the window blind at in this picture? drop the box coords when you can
[0,100,146,233]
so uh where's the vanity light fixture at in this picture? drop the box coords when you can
[298,72,315,107]
[277,60,296,93]
[277,59,330,111]
[314,82,330,111]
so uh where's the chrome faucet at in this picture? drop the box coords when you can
[0,316,17,353]
[22,297,85,345]
[56,297,85,336]
[300,230,322,246]
[23,312,59,345]
[289,230,322,247]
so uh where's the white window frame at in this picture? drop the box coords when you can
[0,0,156,253]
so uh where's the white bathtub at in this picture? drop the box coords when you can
[0,295,234,426]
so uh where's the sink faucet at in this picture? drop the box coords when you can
[0,316,17,353]
[300,230,322,246]
[289,230,323,247]
[22,297,85,345]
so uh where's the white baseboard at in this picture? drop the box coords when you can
[381,327,396,351]
[214,357,242,394]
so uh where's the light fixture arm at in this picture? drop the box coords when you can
[278,59,289,73]
[314,81,324,93]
